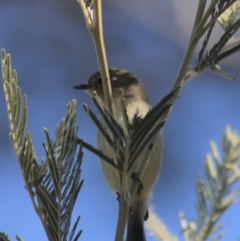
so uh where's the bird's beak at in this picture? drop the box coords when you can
[73,83,92,90]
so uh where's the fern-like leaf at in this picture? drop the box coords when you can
[181,126,240,241]
[201,18,240,67]
[41,100,83,241]
[0,232,12,241]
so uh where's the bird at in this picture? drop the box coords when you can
[74,68,162,241]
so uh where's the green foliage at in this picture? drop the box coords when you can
[2,49,83,241]
[180,127,240,241]
[78,85,179,241]
[0,233,24,241]
[41,102,83,241]
[184,0,240,84]
[79,87,178,176]
[15,236,24,241]
[1,0,240,241]
[199,19,240,70]
[0,232,11,241]
[145,127,240,241]
[218,1,240,30]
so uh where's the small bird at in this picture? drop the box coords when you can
[74,68,162,241]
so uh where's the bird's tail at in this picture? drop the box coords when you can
[126,206,146,241]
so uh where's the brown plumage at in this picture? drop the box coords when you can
[74,68,162,241]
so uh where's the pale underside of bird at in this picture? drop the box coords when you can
[74,68,162,241]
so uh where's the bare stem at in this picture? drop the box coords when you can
[115,141,131,241]
[193,0,207,31]
[194,0,218,32]
[91,0,113,113]
[77,0,113,113]
[115,194,128,241]
[77,0,94,30]
[172,37,199,90]
[172,0,208,90]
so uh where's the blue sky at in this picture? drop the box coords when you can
[0,1,240,241]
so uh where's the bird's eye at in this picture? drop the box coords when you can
[98,77,102,84]
[110,76,117,83]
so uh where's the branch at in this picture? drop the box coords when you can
[199,1,239,39]
[74,2,240,241]
[1,49,54,241]
[77,0,113,113]
[193,0,207,30]
[181,127,240,241]
[1,49,83,241]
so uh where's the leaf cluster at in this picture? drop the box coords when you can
[1,49,83,241]
[78,86,179,241]
[182,0,240,84]
[198,19,240,72]
[180,127,240,241]
[1,1,240,241]
[144,128,240,241]
[79,87,179,180]
[0,232,11,241]
[218,1,240,30]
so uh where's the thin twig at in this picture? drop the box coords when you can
[77,0,94,30]
[193,0,207,31]
[77,0,113,113]
[115,142,131,241]
[115,198,128,241]
[172,0,210,90]
[194,0,219,33]
[91,0,113,113]
[173,1,238,89]
[172,39,199,90]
